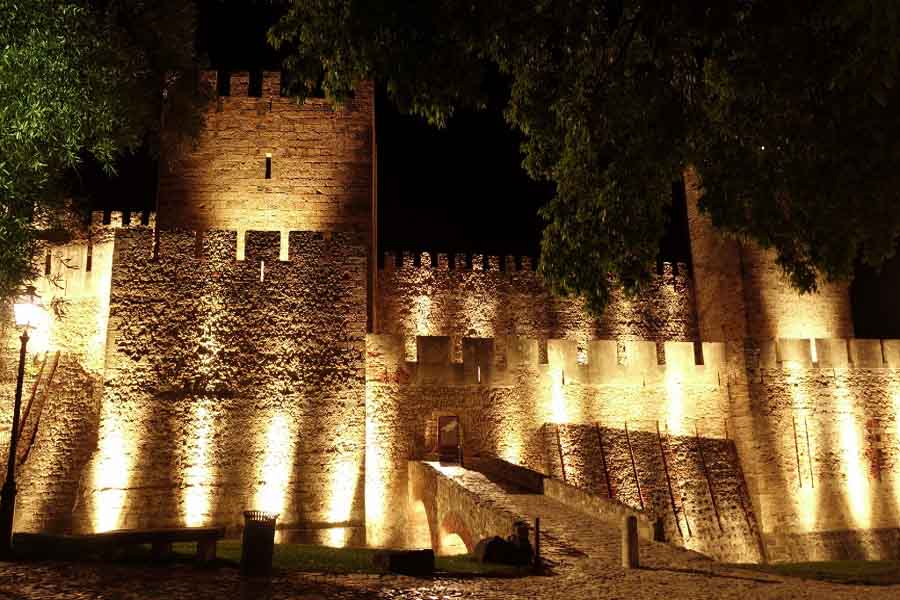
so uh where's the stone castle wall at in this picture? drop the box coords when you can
[731,337,900,561]
[364,334,737,552]
[377,252,697,361]
[67,227,368,543]
[158,71,373,236]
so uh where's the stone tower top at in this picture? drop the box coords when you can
[157,70,374,239]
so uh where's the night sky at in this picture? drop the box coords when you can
[84,1,899,336]
[87,1,688,264]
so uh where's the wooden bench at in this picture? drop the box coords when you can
[13,527,225,562]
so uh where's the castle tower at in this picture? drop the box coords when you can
[158,71,374,238]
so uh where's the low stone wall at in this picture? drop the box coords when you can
[542,478,653,541]
[763,528,900,562]
[467,457,545,494]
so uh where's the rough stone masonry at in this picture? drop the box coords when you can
[1,70,898,563]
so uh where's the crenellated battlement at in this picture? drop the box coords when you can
[366,334,725,387]
[196,69,373,107]
[380,250,690,279]
[112,227,366,265]
[90,210,156,231]
[752,337,900,369]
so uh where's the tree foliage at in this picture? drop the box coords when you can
[270,0,900,313]
[0,0,204,302]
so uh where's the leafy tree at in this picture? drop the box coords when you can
[270,0,900,313]
[0,0,205,302]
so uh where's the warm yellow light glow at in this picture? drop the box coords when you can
[325,457,359,548]
[797,484,818,531]
[183,402,215,527]
[255,412,294,517]
[364,394,388,546]
[438,532,467,556]
[499,425,523,464]
[665,374,685,435]
[324,527,349,548]
[548,370,568,424]
[92,406,133,532]
[835,374,870,530]
[893,383,900,508]
[14,301,51,354]
[409,501,431,549]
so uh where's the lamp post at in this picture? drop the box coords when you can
[0,287,39,557]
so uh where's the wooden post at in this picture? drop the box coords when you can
[622,515,639,568]
[594,422,614,498]
[555,424,567,483]
[533,517,541,573]
[623,422,644,510]
[656,421,683,539]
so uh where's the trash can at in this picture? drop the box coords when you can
[241,510,278,577]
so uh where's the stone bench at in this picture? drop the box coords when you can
[13,527,226,562]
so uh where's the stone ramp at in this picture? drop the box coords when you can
[431,463,712,572]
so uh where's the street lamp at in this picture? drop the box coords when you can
[0,286,40,557]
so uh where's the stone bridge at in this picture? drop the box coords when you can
[407,461,529,555]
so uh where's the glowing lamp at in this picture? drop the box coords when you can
[13,289,41,328]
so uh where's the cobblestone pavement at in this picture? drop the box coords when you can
[1,465,898,598]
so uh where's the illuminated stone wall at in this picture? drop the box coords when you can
[376,252,697,361]
[158,71,373,236]
[733,338,900,561]
[364,334,735,551]
[0,214,144,535]
[551,423,764,563]
[70,227,367,543]
[685,168,853,343]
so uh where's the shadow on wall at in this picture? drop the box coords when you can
[543,423,765,564]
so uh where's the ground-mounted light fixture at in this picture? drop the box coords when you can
[0,286,43,557]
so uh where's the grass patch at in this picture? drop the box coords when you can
[165,541,529,577]
[434,554,532,577]
[734,560,900,586]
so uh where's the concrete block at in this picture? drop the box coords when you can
[663,341,696,372]
[882,340,900,367]
[416,336,451,364]
[848,339,883,367]
[507,337,539,366]
[814,339,849,368]
[757,340,778,369]
[622,341,659,383]
[261,71,281,96]
[548,340,579,383]
[244,230,280,261]
[462,338,494,384]
[778,338,813,366]
[587,340,620,383]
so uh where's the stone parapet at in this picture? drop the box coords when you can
[366,334,725,387]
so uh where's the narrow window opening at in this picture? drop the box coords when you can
[265,153,272,179]
[86,243,93,272]
[476,365,481,384]
[44,251,52,275]
[260,260,265,282]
